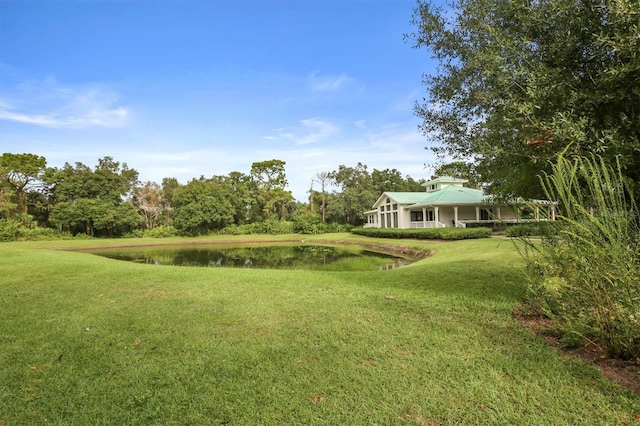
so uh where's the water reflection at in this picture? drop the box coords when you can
[87,244,413,271]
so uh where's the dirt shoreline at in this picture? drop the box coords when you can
[513,306,640,396]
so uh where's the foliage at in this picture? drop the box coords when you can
[172,178,235,236]
[45,157,140,236]
[249,159,294,221]
[520,153,640,359]
[291,209,354,234]
[143,225,179,238]
[220,219,295,235]
[50,199,140,237]
[47,157,139,204]
[505,222,563,238]
[0,219,20,241]
[352,226,491,240]
[0,153,47,215]
[132,181,167,229]
[410,0,640,200]
[327,163,379,226]
[0,218,84,241]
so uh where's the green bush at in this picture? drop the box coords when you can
[521,153,640,359]
[221,220,295,235]
[505,221,563,237]
[0,219,20,242]
[18,227,73,241]
[144,225,179,238]
[0,220,80,241]
[351,227,491,240]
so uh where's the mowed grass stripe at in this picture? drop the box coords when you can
[1,235,638,425]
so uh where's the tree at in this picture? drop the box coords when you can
[0,153,47,215]
[133,181,165,229]
[47,157,140,236]
[223,171,253,224]
[311,171,332,223]
[49,157,139,204]
[250,159,293,221]
[371,168,425,193]
[172,178,235,235]
[409,0,640,199]
[329,163,378,226]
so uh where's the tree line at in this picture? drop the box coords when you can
[0,152,426,238]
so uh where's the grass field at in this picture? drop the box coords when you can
[1,234,638,425]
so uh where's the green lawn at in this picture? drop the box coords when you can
[1,235,638,425]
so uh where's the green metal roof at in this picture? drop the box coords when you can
[376,186,486,207]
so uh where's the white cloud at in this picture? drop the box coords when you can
[273,118,339,146]
[308,72,353,92]
[0,78,129,129]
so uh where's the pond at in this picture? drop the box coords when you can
[85,243,414,271]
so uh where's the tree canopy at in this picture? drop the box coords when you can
[410,0,640,199]
[0,153,47,214]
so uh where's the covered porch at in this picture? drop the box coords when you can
[408,204,556,228]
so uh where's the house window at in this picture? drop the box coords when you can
[410,211,423,222]
[393,212,398,228]
[380,205,385,212]
[392,204,398,210]
[427,210,435,221]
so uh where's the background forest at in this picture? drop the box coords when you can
[0,153,432,239]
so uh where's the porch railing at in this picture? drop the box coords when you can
[409,221,446,229]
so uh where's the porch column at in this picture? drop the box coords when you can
[434,206,440,224]
[535,207,540,221]
[550,205,556,221]
[475,206,480,221]
[496,206,501,220]
[422,207,426,227]
[454,206,459,227]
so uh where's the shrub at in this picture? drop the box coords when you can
[505,221,563,237]
[144,225,179,238]
[0,219,20,242]
[351,227,491,240]
[220,220,295,235]
[520,153,640,359]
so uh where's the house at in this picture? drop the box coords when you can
[364,176,555,229]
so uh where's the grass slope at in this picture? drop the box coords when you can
[1,235,638,425]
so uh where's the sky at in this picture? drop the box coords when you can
[0,0,440,201]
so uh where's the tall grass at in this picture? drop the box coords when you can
[521,153,640,359]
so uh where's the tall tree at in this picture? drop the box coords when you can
[172,178,235,235]
[250,159,293,221]
[329,163,377,225]
[0,153,47,215]
[132,181,165,229]
[47,157,140,236]
[410,0,640,199]
[312,171,332,223]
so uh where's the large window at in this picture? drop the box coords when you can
[410,211,423,222]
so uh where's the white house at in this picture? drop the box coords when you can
[364,176,555,229]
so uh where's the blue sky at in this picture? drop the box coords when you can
[0,0,439,200]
